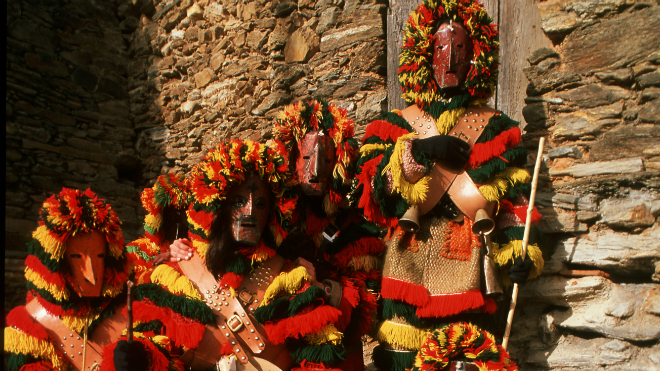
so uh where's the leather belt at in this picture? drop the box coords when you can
[400,104,497,220]
[178,253,285,365]
[25,299,127,371]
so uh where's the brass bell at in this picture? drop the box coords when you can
[472,208,495,236]
[398,205,420,233]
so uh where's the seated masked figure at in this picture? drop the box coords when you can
[126,173,194,284]
[351,1,545,370]
[254,100,384,371]
[133,140,299,370]
[4,188,177,371]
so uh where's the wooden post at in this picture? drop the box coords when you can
[127,280,134,342]
[501,137,545,350]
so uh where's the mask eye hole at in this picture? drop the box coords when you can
[303,155,310,160]
[254,197,267,209]
[232,196,247,208]
[457,43,463,48]
[70,254,82,259]
[97,253,105,258]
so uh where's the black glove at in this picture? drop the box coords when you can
[114,340,149,371]
[412,135,471,169]
[509,255,534,284]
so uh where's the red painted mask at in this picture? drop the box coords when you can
[64,232,107,297]
[227,173,271,246]
[296,130,336,196]
[432,20,474,89]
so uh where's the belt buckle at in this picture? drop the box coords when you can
[227,314,244,332]
[238,289,255,305]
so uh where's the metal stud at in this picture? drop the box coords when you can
[231,341,236,345]
[250,329,255,333]
[215,296,219,299]
[464,119,468,122]
[250,308,255,312]
[480,125,484,128]
[481,119,484,122]
[64,352,67,355]
[213,285,217,289]
[206,290,210,294]
[259,343,264,347]
[468,125,471,129]
[222,325,226,329]
[217,308,221,311]
[246,322,250,325]
[213,303,217,307]
[61,344,64,347]
[222,297,226,301]
[411,121,415,125]
[236,349,241,353]
[224,303,228,306]
[79,352,82,355]
[416,116,419,120]
[254,299,258,303]
[427,125,431,129]
[242,357,246,360]
[255,337,259,340]
[423,131,426,135]
[241,313,245,317]
[71,345,74,348]
[473,119,477,122]
[77,337,80,340]
[419,123,423,127]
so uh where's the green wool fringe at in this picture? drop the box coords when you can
[476,112,518,144]
[133,284,215,324]
[27,239,60,271]
[373,146,410,219]
[507,182,531,199]
[427,94,470,120]
[6,352,40,371]
[289,286,324,316]
[289,343,345,364]
[125,245,152,261]
[225,254,250,276]
[253,296,292,323]
[380,300,437,329]
[372,345,416,371]
[467,146,528,184]
[134,319,164,334]
[495,226,545,249]
[382,111,414,132]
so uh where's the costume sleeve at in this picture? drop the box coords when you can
[352,111,431,229]
[464,111,545,284]
[4,306,64,371]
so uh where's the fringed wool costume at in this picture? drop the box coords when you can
[254,100,384,371]
[350,1,545,370]
[4,188,179,371]
[126,173,194,284]
[130,140,299,369]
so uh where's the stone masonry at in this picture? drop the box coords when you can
[509,1,660,369]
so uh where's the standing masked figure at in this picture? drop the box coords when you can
[4,188,175,371]
[132,140,299,370]
[249,100,384,371]
[352,1,544,370]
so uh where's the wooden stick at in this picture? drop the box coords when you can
[127,280,134,342]
[502,137,545,350]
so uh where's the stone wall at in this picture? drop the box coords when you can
[125,0,387,182]
[6,0,142,311]
[509,1,660,369]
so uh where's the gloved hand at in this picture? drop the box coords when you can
[509,255,534,284]
[412,135,471,169]
[114,340,149,371]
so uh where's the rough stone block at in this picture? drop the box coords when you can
[284,27,320,63]
[556,84,629,109]
[599,191,658,229]
[252,91,292,116]
[549,157,644,178]
[320,20,383,52]
[24,53,69,77]
[194,68,215,88]
[638,99,660,124]
[528,47,560,66]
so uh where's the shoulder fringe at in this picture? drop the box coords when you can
[4,327,65,370]
[374,320,430,351]
[151,264,202,300]
[260,266,311,305]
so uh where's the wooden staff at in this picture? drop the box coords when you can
[127,280,134,342]
[502,137,545,350]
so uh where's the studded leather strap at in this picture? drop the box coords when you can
[400,104,497,220]
[178,253,284,364]
[25,299,104,371]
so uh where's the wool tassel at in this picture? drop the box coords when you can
[415,289,486,318]
[150,264,201,300]
[374,320,430,351]
[383,134,430,205]
[261,267,312,305]
[264,306,342,344]
[492,241,544,281]
[4,327,64,370]
[381,277,430,307]
[435,107,467,134]
[304,324,343,345]
[32,226,65,261]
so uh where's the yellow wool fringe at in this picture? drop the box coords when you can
[132,237,161,255]
[260,267,311,306]
[383,133,430,205]
[102,281,126,298]
[492,241,544,285]
[435,107,467,135]
[348,255,380,272]
[187,212,210,236]
[32,226,65,261]
[305,324,343,345]
[145,213,163,233]
[446,323,498,358]
[24,268,69,301]
[62,314,90,333]
[151,264,202,300]
[193,240,209,260]
[5,327,65,370]
[375,320,430,351]
[359,143,390,155]
[478,167,531,202]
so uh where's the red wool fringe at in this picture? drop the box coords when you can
[20,361,55,371]
[356,156,397,228]
[337,350,366,371]
[263,306,342,344]
[131,301,205,349]
[381,277,486,317]
[6,306,50,341]
[25,255,67,288]
[220,272,243,290]
[480,298,498,314]
[306,209,330,238]
[187,208,215,232]
[363,120,410,143]
[466,127,521,170]
[499,200,541,225]
[332,237,385,270]
[101,336,171,371]
[335,280,360,331]
[294,360,342,371]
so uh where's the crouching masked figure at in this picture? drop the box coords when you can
[133,140,299,371]
[351,1,545,370]
[4,188,177,371]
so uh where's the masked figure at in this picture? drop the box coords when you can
[248,100,384,371]
[126,173,194,284]
[351,1,545,370]
[127,140,298,370]
[4,188,176,371]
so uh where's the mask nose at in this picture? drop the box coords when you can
[245,193,254,216]
[82,254,97,285]
[309,144,320,181]
[448,37,455,71]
